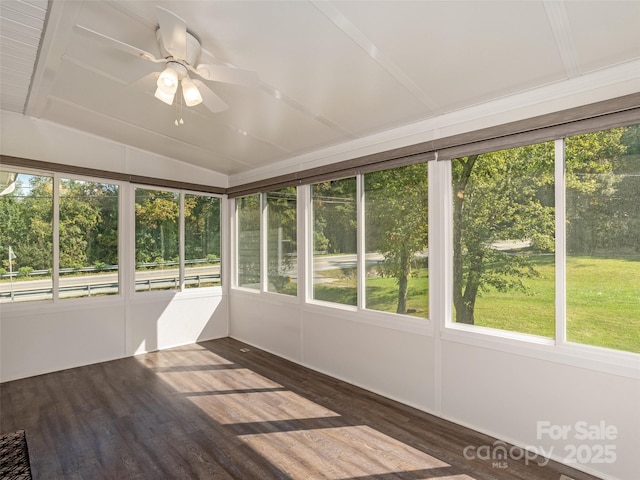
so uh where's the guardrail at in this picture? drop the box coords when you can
[0,273,221,300]
[0,258,220,279]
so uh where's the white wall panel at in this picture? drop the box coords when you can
[440,340,640,480]
[229,291,302,363]
[302,307,434,412]
[0,301,126,382]
[1,293,227,383]
[128,292,227,355]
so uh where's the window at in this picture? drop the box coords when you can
[266,187,297,295]
[451,142,556,337]
[135,188,180,292]
[184,194,221,289]
[59,178,119,299]
[2,166,221,300]
[364,164,428,317]
[237,194,260,289]
[565,125,640,353]
[0,170,53,302]
[311,178,357,306]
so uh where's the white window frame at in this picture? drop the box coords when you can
[132,185,223,296]
[439,135,640,378]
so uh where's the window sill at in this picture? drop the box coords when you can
[304,301,433,336]
[442,324,640,379]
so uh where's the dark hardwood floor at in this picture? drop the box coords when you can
[1,337,602,479]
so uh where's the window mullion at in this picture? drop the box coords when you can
[357,174,365,310]
[260,192,268,293]
[179,193,185,290]
[555,138,567,345]
[52,174,60,302]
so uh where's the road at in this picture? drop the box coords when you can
[2,243,526,301]
[0,265,220,302]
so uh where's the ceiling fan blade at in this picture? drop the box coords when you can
[127,72,159,90]
[156,6,187,60]
[74,25,160,62]
[193,79,228,113]
[194,63,259,88]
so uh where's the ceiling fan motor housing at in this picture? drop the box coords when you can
[156,28,201,66]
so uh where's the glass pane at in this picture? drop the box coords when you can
[0,171,53,302]
[184,194,221,289]
[266,187,297,295]
[566,124,640,353]
[451,142,555,337]
[365,164,428,317]
[135,188,179,292]
[312,178,357,306]
[237,194,260,289]
[59,179,119,299]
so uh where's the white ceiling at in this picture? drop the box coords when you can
[1,0,639,178]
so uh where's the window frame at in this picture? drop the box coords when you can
[308,176,359,309]
[440,131,640,367]
[264,187,298,297]
[133,184,223,297]
[0,167,125,305]
[233,190,302,300]
[183,191,222,291]
[57,174,123,301]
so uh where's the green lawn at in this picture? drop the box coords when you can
[313,256,640,354]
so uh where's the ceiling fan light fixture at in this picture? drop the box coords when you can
[154,86,175,105]
[181,77,202,106]
[157,66,179,93]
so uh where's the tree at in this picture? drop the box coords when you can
[266,187,297,293]
[237,194,261,285]
[185,195,221,261]
[365,164,428,314]
[59,179,101,270]
[451,127,629,325]
[15,175,53,272]
[312,179,357,254]
[565,127,629,255]
[135,189,179,265]
[452,143,556,324]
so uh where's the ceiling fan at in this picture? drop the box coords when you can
[75,6,259,116]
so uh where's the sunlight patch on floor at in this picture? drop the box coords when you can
[238,425,473,480]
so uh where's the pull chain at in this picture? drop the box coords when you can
[175,89,184,126]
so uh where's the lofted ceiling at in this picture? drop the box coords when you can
[1,0,640,178]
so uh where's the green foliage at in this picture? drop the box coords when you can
[266,187,297,294]
[0,175,53,272]
[452,125,638,326]
[566,127,639,255]
[452,142,556,324]
[237,194,261,286]
[185,195,221,261]
[93,261,106,272]
[18,266,33,277]
[313,179,357,254]
[365,164,428,314]
[135,189,179,265]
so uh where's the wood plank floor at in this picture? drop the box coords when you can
[1,337,602,480]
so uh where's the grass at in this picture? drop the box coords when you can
[365,269,428,317]
[565,256,640,353]
[313,256,640,354]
